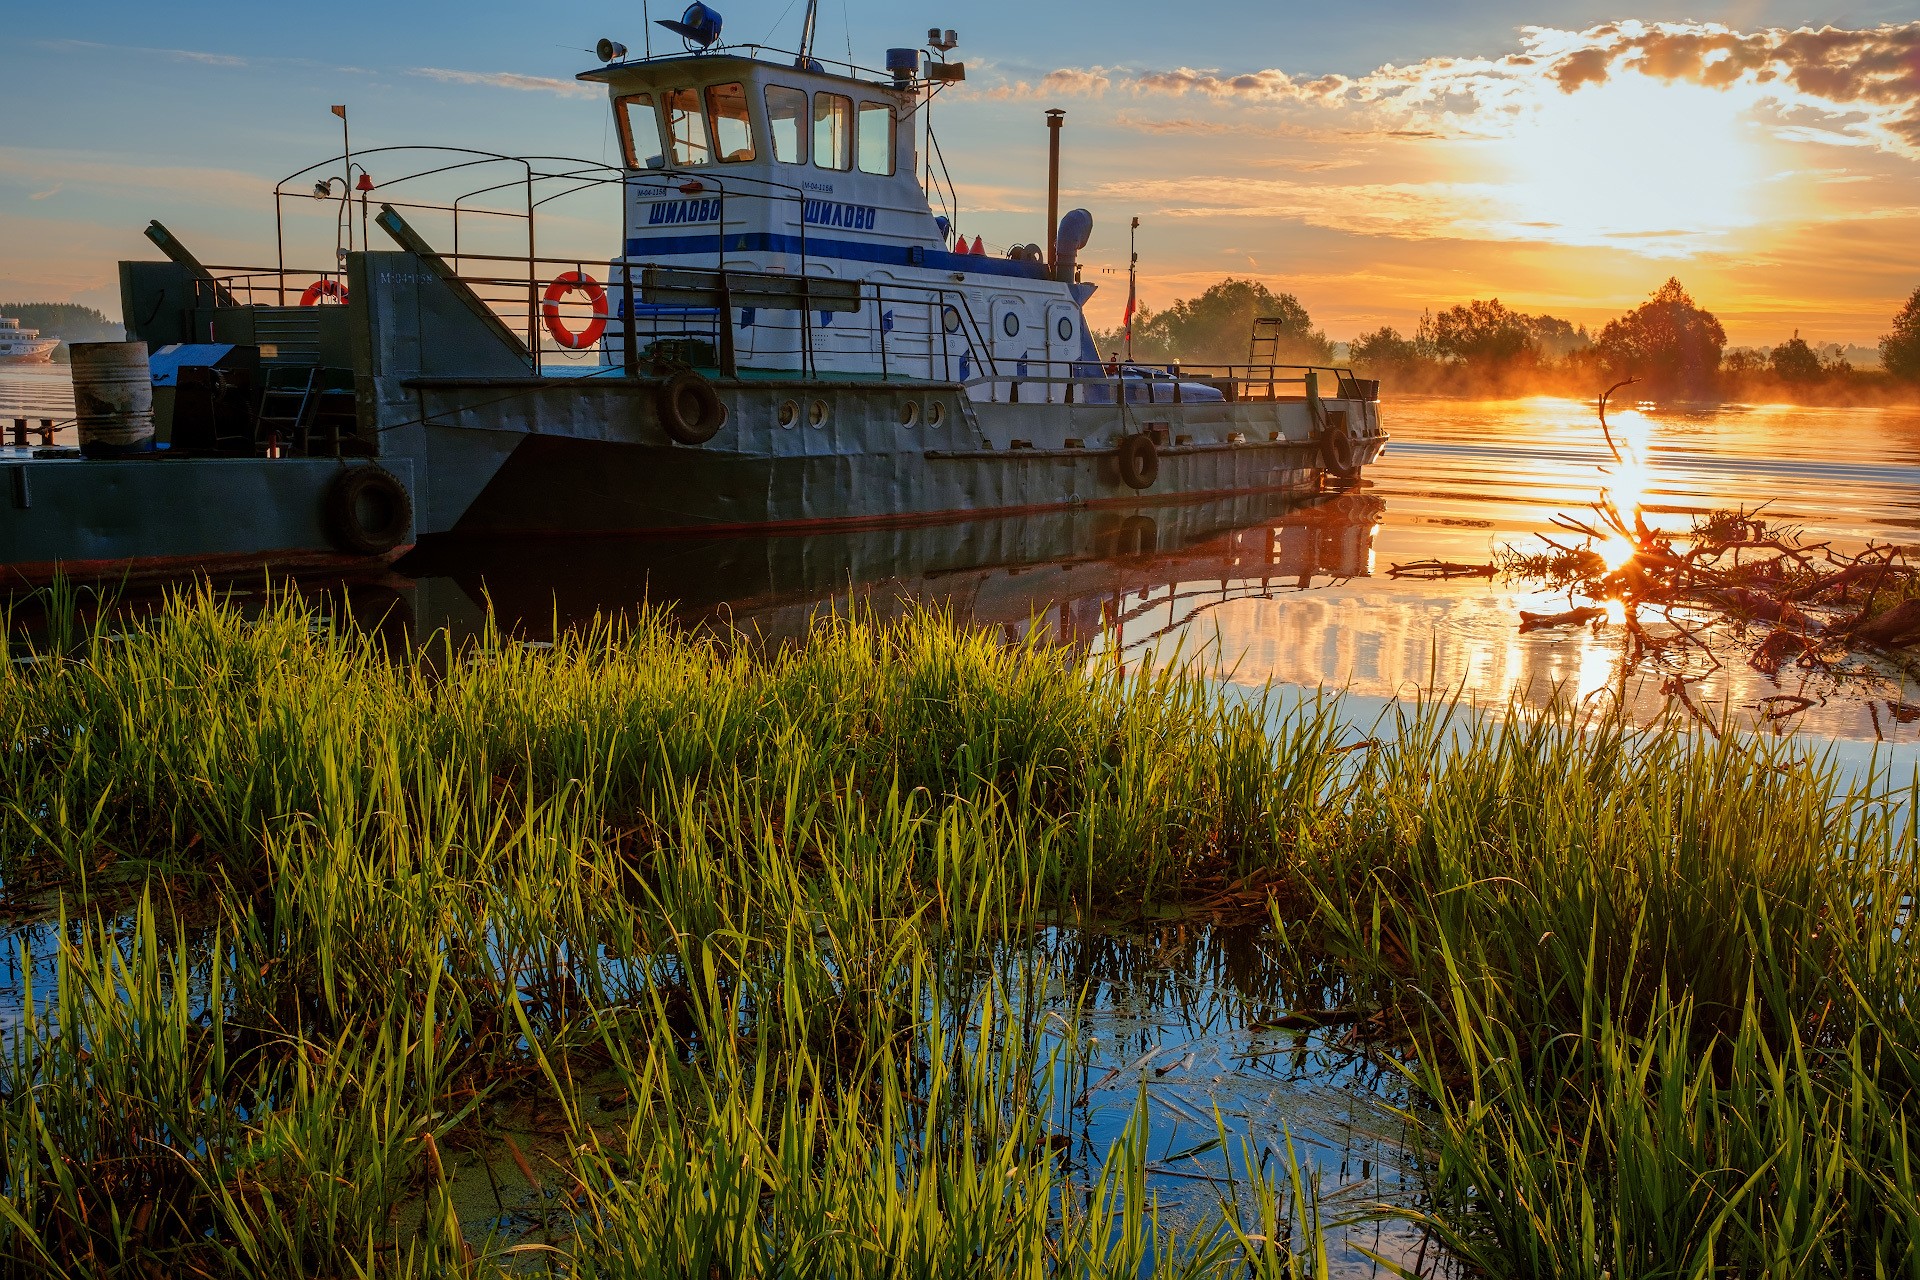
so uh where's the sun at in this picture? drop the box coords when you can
[1488,73,1768,251]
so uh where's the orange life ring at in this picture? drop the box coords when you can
[300,278,348,306]
[542,272,609,350]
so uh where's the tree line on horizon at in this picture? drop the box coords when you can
[1095,278,1920,401]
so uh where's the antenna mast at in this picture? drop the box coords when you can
[798,0,819,62]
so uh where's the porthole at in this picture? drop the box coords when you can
[777,398,799,429]
[1001,310,1021,338]
[928,401,946,428]
[808,399,829,428]
[1056,316,1074,342]
[942,306,962,334]
[899,401,920,427]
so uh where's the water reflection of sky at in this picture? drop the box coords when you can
[392,395,1920,749]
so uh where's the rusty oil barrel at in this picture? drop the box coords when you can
[71,341,154,458]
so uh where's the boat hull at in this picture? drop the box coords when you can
[389,370,1367,539]
[0,457,415,589]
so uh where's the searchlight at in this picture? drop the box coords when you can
[658,3,724,50]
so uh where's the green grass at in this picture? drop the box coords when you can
[1,585,1916,1276]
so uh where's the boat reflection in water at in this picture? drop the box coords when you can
[391,489,1386,655]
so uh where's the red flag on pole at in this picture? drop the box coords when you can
[331,105,347,119]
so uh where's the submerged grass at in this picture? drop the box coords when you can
[0,586,1915,1275]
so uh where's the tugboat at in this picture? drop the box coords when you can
[0,318,58,364]
[0,1,1387,586]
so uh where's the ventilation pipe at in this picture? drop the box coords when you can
[1054,208,1093,283]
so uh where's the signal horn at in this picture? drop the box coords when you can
[596,38,628,63]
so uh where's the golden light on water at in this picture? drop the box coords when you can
[1596,407,1653,571]
[1597,534,1639,572]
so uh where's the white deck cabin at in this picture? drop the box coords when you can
[578,48,1099,396]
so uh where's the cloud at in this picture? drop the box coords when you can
[988,20,1920,155]
[42,38,245,67]
[410,67,599,98]
[28,183,62,201]
[1089,174,1746,256]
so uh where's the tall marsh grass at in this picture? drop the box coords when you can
[1,586,1915,1275]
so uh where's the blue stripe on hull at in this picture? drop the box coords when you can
[622,232,1052,281]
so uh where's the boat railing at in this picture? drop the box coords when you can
[189,244,1024,386]
[954,359,1380,407]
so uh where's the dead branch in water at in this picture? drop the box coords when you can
[1389,559,1498,580]
[1497,390,1920,699]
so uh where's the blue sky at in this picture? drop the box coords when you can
[7,2,1920,343]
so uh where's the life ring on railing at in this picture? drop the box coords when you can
[300,278,349,307]
[542,272,609,349]
[1116,432,1159,490]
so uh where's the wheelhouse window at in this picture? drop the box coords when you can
[812,92,853,172]
[857,101,896,176]
[765,85,807,164]
[616,93,661,169]
[662,87,712,165]
[706,82,755,163]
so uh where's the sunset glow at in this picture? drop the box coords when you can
[1491,75,1767,252]
[2,7,1918,350]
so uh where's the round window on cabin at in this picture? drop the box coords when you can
[1056,316,1074,343]
[928,401,946,428]
[809,399,830,429]
[942,306,962,334]
[900,401,919,427]
[777,399,799,429]
[1002,311,1021,339]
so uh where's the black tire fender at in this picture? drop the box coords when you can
[658,370,726,446]
[323,464,413,556]
[1319,427,1358,479]
[1116,432,1159,490]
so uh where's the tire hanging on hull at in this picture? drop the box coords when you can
[658,371,726,446]
[323,465,413,555]
[1117,433,1159,490]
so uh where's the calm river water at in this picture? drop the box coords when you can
[13,368,1920,745]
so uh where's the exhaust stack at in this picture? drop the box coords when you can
[1045,109,1064,276]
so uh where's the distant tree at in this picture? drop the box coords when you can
[1131,279,1332,365]
[1770,336,1822,383]
[1421,298,1535,367]
[1347,326,1420,371]
[1722,347,1769,377]
[1882,287,1920,382]
[1595,278,1727,395]
[1525,314,1591,360]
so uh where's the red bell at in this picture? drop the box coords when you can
[355,172,374,192]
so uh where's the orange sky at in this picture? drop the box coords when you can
[2,15,1917,351]
[945,19,1920,349]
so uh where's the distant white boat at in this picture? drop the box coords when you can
[0,317,58,363]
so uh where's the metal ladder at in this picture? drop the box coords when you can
[254,366,317,453]
[1248,316,1287,366]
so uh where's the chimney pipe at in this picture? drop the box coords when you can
[1045,109,1065,276]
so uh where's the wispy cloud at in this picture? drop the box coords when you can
[28,183,62,201]
[410,67,599,98]
[43,38,246,68]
